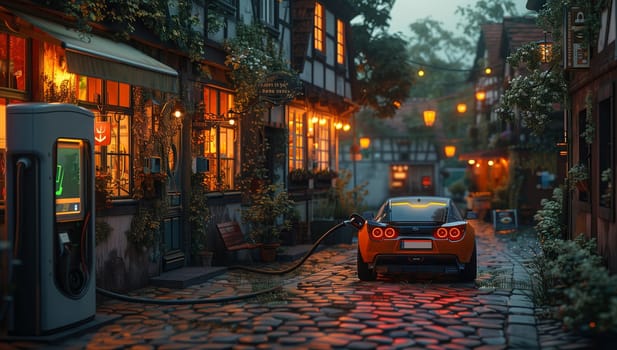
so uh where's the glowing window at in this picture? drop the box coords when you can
[314,2,324,52]
[336,19,345,64]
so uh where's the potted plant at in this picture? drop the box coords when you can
[289,168,313,190]
[311,169,368,244]
[568,163,589,192]
[135,169,167,199]
[95,171,113,211]
[314,168,338,189]
[189,173,212,266]
[280,207,301,246]
[242,183,295,262]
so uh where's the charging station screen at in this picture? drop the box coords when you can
[55,139,84,221]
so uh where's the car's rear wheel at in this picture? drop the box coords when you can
[461,243,477,282]
[357,248,376,281]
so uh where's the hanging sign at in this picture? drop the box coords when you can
[563,7,590,69]
[94,121,111,146]
[256,71,302,105]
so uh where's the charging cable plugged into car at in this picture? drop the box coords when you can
[96,213,367,305]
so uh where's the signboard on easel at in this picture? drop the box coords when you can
[493,209,518,233]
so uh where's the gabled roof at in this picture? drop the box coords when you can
[469,23,503,81]
[501,17,546,59]
[482,23,504,77]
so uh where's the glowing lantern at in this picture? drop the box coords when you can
[423,110,436,127]
[444,145,456,158]
[475,91,486,101]
[456,103,467,114]
[359,137,371,149]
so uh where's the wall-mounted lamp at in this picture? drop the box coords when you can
[167,99,184,118]
[484,67,492,75]
[538,40,553,63]
[342,124,351,132]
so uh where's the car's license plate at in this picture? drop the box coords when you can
[401,240,432,249]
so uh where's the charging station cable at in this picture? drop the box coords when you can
[95,217,363,305]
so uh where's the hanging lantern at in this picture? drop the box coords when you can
[444,145,456,158]
[475,90,486,101]
[423,110,436,127]
[456,103,467,114]
[359,136,371,149]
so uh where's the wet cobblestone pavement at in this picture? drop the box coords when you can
[1,220,597,349]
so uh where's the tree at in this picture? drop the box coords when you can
[349,0,414,118]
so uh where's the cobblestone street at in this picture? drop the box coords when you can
[2,220,595,349]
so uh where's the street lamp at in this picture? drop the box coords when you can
[423,109,436,127]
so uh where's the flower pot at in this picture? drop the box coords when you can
[197,251,213,267]
[260,243,280,262]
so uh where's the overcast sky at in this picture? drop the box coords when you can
[388,0,531,36]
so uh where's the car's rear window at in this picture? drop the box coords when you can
[389,199,448,223]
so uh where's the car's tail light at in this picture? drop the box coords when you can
[369,226,398,240]
[433,224,466,241]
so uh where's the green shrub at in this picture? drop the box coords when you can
[531,187,617,334]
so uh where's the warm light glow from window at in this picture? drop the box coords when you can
[423,110,436,127]
[314,2,324,52]
[336,19,345,64]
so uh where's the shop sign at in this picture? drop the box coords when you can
[94,121,111,146]
[492,209,518,233]
[257,71,302,105]
[563,7,590,69]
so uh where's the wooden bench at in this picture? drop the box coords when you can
[215,222,262,261]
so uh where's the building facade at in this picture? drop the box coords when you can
[0,0,358,291]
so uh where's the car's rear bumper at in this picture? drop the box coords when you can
[372,254,464,274]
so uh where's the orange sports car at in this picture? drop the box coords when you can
[355,196,477,281]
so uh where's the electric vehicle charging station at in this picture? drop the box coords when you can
[4,103,96,336]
